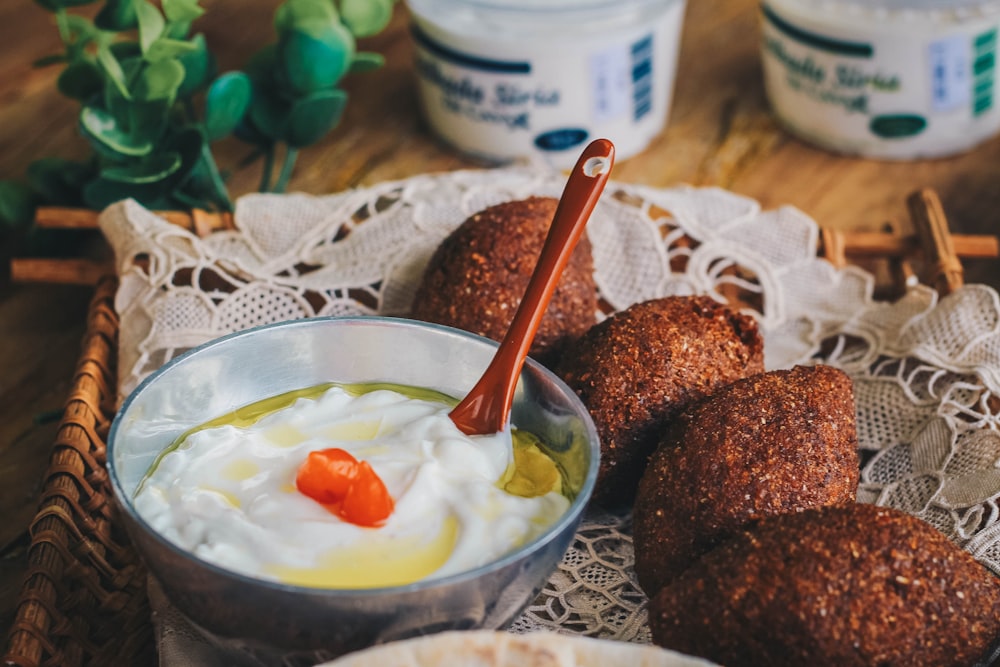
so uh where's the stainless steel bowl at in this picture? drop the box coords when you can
[107,316,599,657]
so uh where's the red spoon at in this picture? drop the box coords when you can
[449,138,615,436]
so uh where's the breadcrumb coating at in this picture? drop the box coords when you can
[633,364,859,595]
[555,296,764,507]
[649,503,1000,667]
[410,197,596,366]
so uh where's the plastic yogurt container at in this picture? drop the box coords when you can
[760,0,1000,159]
[405,0,688,167]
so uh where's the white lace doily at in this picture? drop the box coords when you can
[99,167,1000,665]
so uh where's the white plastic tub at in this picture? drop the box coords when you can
[760,0,1000,159]
[405,0,687,167]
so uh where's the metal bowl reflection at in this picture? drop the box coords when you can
[107,316,599,657]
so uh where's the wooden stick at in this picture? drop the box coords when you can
[819,227,848,267]
[14,201,996,288]
[882,220,917,300]
[907,188,965,295]
[32,206,234,237]
[821,229,999,259]
[32,207,108,229]
[29,206,1000,260]
[10,258,111,285]
[887,254,918,295]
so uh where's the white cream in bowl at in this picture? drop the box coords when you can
[133,384,571,589]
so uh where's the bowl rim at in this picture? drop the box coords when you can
[106,314,600,597]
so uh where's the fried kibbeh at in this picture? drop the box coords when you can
[649,503,1000,667]
[555,296,763,507]
[633,364,858,595]
[410,197,596,365]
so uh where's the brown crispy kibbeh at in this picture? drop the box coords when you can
[410,197,596,365]
[649,503,1000,667]
[633,364,858,596]
[555,295,763,507]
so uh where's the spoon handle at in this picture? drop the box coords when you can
[450,138,615,436]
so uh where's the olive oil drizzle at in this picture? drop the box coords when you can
[138,381,566,500]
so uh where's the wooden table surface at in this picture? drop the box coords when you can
[2,0,999,647]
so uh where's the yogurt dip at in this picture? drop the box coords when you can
[133,383,570,589]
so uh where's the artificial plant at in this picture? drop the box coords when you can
[0,0,395,252]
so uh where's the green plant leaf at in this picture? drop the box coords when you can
[286,88,346,147]
[274,0,337,34]
[61,13,101,60]
[174,157,218,204]
[176,33,215,97]
[233,116,271,148]
[0,181,37,233]
[79,106,152,156]
[338,0,393,37]
[163,0,205,23]
[65,12,96,26]
[101,151,182,184]
[110,41,142,61]
[145,36,199,62]
[278,25,354,94]
[82,175,164,209]
[134,58,185,101]
[97,43,131,100]
[84,133,199,208]
[57,60,104,101]
[102,71,132,127]
[349,51,384,73]
[35,0,99,10]
[34,53,68,67]
[64,13,100,38]
[237,47,280,147]
[95,0,137,31]
[162,125,233,209]
[120,52,144,79]
[128,98,173,145]
[243,44,278,86]
[26,158,92,206]
[164,125,207,180]
[133,0,165,54]
[248,88,291,142]
[167,20,193,39]
[204,71,252,141]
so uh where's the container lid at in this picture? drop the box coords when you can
[406,0,679,27]
[433,0,664,11]
[767,0,1000,20]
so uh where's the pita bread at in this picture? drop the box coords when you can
[318,631,718,667]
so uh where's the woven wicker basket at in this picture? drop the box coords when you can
[3,277,154,667]
[1,189,993,667]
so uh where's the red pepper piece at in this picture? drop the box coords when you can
[295,448,394,527]
[295,448,358,504]
[338,461,395,527]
